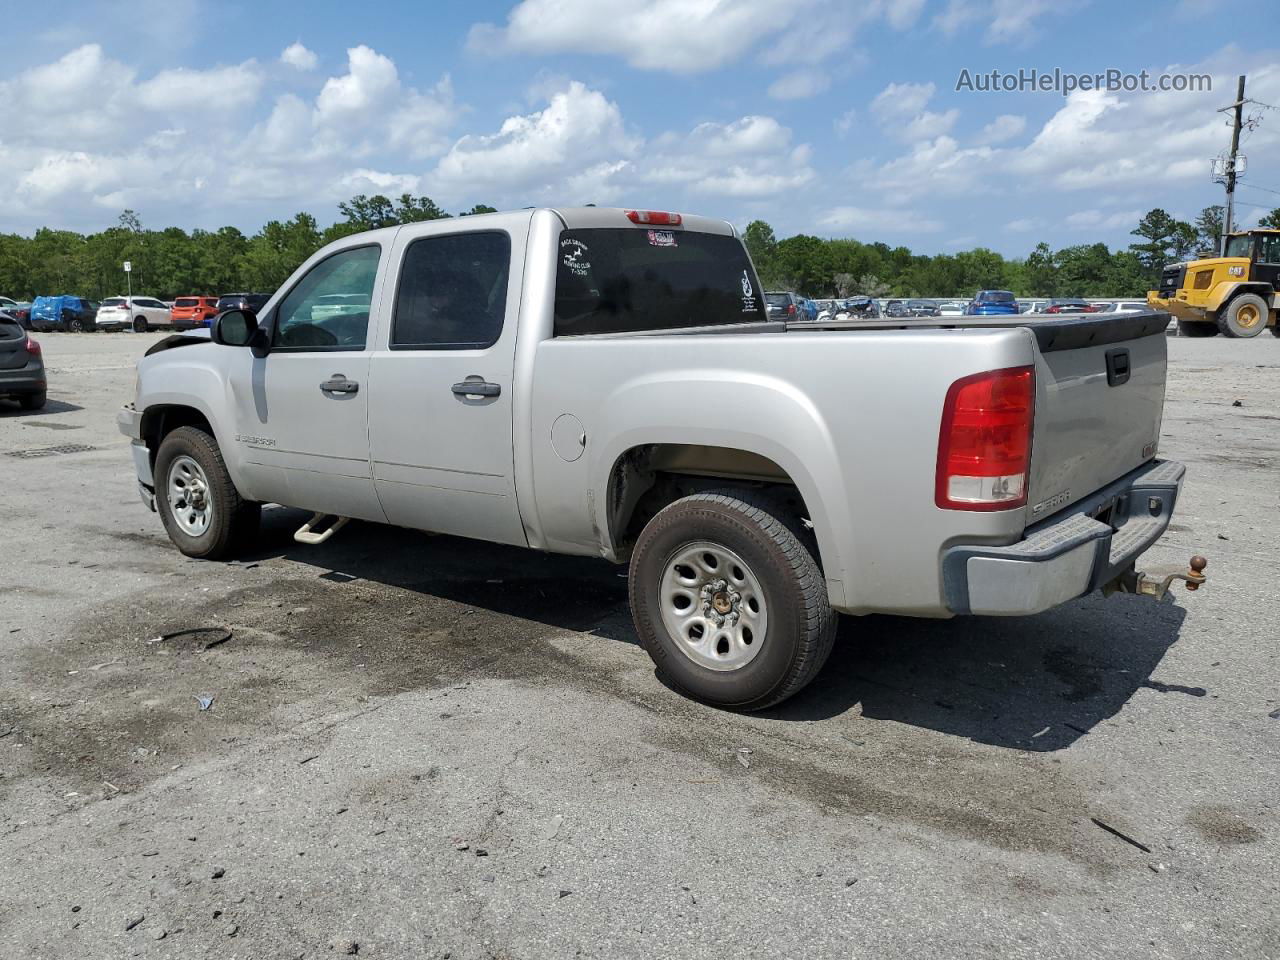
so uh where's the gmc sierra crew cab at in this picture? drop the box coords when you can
[119,206,1203,710]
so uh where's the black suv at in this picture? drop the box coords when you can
[764,291,804,320]
[215,293,271,315]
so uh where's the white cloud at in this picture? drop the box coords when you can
[316,45,399,120]
[1064,209,1142,230]
[818,206,943,233]
[431,81,637,197]
[768,69,831,100]
[642,117,814,197]
[931,0,1066,44]
[280,42,318,71]
[932,0,983,36]
[976,113,1025,144]
[135,63,263,112]
[871,81,937,119]
[1006,217,1042,232]
[834,109,857,137]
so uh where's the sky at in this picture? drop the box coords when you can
[2,0,1278,256]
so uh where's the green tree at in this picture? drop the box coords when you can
[1194,205,1225,253]
[461,204,498,216]
[1257,207,1280,229]
[1129,208,1193,281]
[742,220,778,282]
[1024,242,1057,297]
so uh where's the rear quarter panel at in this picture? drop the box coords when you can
[526,327,1039,615]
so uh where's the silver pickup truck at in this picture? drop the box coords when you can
[119,206,1204,710]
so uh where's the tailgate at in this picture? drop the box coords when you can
[1024,313,1169,523]
[0,318,28,369]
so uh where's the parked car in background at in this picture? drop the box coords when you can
[0,297,19,312]
[96,296,173,332]
[1098,301,1149,314]
[965,290,1019,315]
[833,296,880,319]
[29,296,98,332]
[937,301,965,316]
[812,299,837,321]
[1044,298,1099,314]
[0,313,46,409]
[884,299,910,318]
[172,296,221,330]
[798,298,818,322]
[764,291,805,321]
[906,299,940,317]
[216,293,271,315]
[3,301,33,328]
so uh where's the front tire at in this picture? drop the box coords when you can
[133,316,148,333]
[1217,294,1268,338]
[629,490,836,711]
[154,426,260,559]
[1177,319,1217,337]
[66,317,85,333]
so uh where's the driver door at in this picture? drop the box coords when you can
[228,241,388,522]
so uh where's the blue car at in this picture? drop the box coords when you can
[798,298,818,322]
[965,290,1019,316]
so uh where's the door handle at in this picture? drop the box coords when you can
[320,375,359,395]
[451,381,501,398]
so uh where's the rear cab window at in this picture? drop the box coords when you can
[553,228,765,336]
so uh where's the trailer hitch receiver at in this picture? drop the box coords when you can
[1107,555,1207,600]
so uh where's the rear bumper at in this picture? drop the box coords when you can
[0,364,46,394]
[942,459,1185,616]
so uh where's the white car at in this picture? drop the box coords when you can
[937,301,965,316]
[0,296,19,311]
[96,296,174,333]
[1100,301,1149,314]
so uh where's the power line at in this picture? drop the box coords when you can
[1238,182,1280,198]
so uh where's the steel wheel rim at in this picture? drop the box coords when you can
[658,540,768,672]
[1238,304,1260,328]
[167,455,212,537]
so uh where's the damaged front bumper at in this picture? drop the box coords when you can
[942,459,1204,616]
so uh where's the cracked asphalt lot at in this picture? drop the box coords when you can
[1,332,1277,958]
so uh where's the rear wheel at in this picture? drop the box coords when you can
[1217,293,1268,338]
[66,317,85,333]
[154,426,259,559]
[133,316,148,333]
[1176,319,1217,337]
[19,391,46,410]
[629,490,836,711]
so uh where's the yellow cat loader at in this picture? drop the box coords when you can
[1147,229,1280,338]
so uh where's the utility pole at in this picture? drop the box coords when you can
[1220,74,1246,254]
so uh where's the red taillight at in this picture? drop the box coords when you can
[936,366,1034,511]
[26,337,41,355]
[787,303,797,315]
[626,210,683,226]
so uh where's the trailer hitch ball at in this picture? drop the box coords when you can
[1187,555,1207,591]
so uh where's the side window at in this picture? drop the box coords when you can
[273,245,380,351]
[392,231,510,350]
[1261,234,1280,264]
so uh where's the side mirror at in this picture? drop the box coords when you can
[212,309,270,357]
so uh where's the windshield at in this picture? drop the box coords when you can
[1224,234,1254,258]
[553,228,765,336]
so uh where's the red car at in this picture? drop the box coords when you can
[171,296,221,330]
[1043,298,1100,314]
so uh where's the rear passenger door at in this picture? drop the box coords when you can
[367,221,528,546]
[1255,234,1280,294]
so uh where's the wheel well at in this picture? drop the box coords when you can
[140,405,214,464]
[607,443,817,561]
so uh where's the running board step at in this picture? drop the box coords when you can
[293,513,349,545]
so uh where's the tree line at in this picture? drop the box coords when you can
[0,195,496,301]
[1,195,1277,302]
[745,204,1280,299]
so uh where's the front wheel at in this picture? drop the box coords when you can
[1217,294,1268,338]
[629,491,836,711]
[154,426,260,559]
[133,316,148,333]
[66,317,85,333]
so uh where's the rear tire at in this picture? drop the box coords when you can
[629,490,837,711]
[1217,294,1268,338]
[154,426,260,559]
[66,317,84,333]
[1176,319,1217,338]
[19,391,46,410]
[133,317,148,333]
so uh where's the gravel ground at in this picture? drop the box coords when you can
[1,330,1277,959]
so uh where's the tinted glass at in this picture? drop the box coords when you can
[1224,235,1254,258]
[215,297,237,310]
[174,298,199,307]
[765,294,790,306]
[273,245,379,350]
[102,298,125,306]
[392,232,510,350]
[1261,234,1280,263]
[979,290,1015,303]
[554,229,765,336]
[0,319,23,339]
